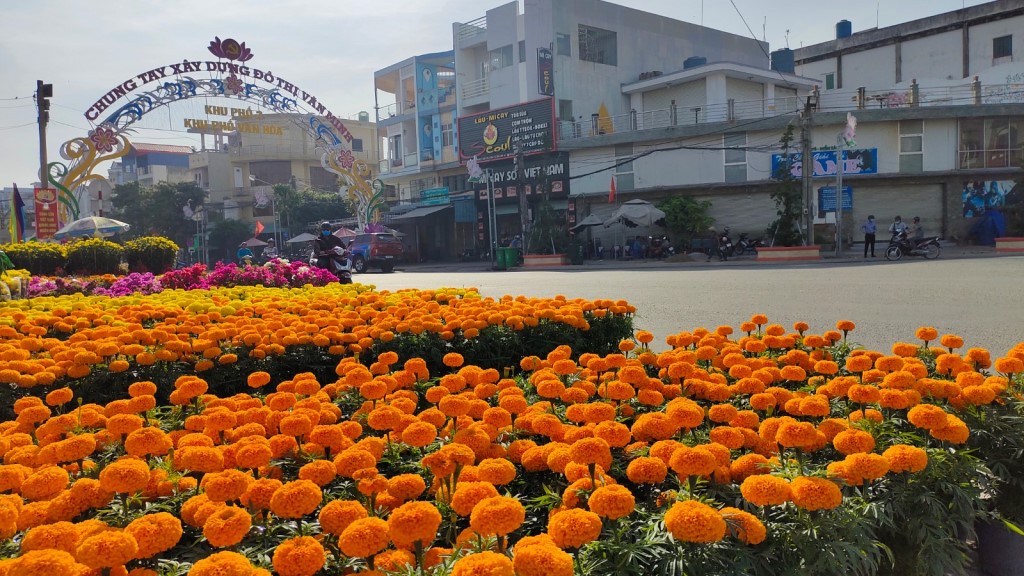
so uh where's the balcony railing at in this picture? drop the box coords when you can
[456,16,487,47]
[461,77,489,101]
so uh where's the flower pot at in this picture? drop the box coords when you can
[522,254,569,268]
[756,245,822,262]
[977,520,1024,576]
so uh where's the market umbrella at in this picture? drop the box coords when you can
[53,216,130,239]
[603,199,666,228]
[570,213,604,233]
[333,228,358,239]
[241,237,268,248]
[286,232,316,243]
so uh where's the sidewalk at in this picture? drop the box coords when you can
[396,243,1005,273]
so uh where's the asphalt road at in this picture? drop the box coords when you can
[359,256,1024,356]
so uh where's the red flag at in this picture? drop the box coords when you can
[608,175,617,203]
[254,220,265,235]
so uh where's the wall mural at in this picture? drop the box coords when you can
[961,180,1020,218]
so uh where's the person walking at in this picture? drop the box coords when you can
[860,215,877,258]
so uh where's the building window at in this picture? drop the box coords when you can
[558,100,573,122]
[389,135,402,167]
[519,40,526,63]
[614,143,634,191]
[556,33,571,56]
[824,73,835,90]
[489,44,513,71]
[578,25,617,66]
[442,174,469,192]
[351,138,363,153]
[441,122,454,147]
[962,116,1024,168]
[723,132,747,183]
[994,35,1013,60]
[899,120,923,173]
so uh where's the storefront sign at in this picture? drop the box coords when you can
[34,188,60,239]
[473,152,569,201]
[419,187,450,206]
[183,106,283,135]
[772,149,878,178]
[538,48,554,96]
[458,98,555,163]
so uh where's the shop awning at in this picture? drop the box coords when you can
[390,204,452,221]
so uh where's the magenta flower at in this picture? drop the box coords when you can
[89,126,118,154]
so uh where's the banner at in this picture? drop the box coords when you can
[34,188,60,240]
[537,48,554,96]
[772,149,878,178]
[8,185,25,242]
[472,152,569,201]
[457,98,555,163]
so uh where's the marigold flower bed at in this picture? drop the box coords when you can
[1,285,1023,576]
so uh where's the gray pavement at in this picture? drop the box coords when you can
[358,245,1024,356]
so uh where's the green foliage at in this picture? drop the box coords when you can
[124,236,180,273]
[0,241,66,275]
[110,181,206,246]
[273,183,301,238]
[767,123,806,247]
[290,188,352,232]
[65,238,125,275]
[207,219,253,263]
[527,194,570,255]
[657,195,714,247]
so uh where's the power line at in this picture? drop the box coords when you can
[0,122,35,131]
[728,0,795,88]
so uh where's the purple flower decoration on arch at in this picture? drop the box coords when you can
[208,37,253,62]
[224,74,244,95]
[89,126,118,153]
[337,149,355,170]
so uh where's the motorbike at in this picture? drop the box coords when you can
[733,233,768,256]
[884,231,941,261]
[716,228,734,261]
[313,246,353,283]
[648,235,674,259]
[459,248,478,262]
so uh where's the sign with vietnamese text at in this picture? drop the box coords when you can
[419,187,450,206]
[538,48,554,96]
[34,188,60,239]
[457,98,555,163]
[473,152,569,201]
[772,149,877,178]
[818,186,853,212]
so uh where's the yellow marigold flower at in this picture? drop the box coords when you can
[188,551,255,576]
[451,481,500,517]
[203,505,252,548]
[740,474,791,506]
[513,541,574,576]
[76,529,139,569]
[832,429,876,455]
[269,479,322,519]
[547,508,602,549]
[451,551,514,576]
[124,512,181,559]
[790,476,843,511]
[882,444,928,473]
[388,500,442,549]
[720,506,766,545]
[272,536,325,576]
[664,500,727,543]
[338,517,390,558]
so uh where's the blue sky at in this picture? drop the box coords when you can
[0,0,987,188]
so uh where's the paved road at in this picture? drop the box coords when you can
[359,254,1024,356]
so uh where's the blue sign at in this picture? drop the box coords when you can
[420,187,450,206]
[818,186,853,212]
[772,149,878,179]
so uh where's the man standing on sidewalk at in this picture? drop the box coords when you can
[861,215,877,258]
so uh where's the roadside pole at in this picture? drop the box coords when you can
[487,168,498,268]
[801,90,816,246]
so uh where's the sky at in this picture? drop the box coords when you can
[0,0,988,189]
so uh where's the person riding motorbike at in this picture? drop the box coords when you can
[237,243,254,266]
[908,217,925,244]
[314,222,349,282]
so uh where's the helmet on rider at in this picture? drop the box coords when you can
[320,222,332,236]
[913,216,920,223]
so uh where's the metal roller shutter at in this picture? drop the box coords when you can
[849,184,943,238]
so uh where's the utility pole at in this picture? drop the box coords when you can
[36,80,53,192]
[514,145,529,253]
[800,89,816,246]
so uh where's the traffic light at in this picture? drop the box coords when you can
[36,80,52,125]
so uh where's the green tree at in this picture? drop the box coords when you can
[273,183,301,238]
[206,219,252,263]
[767,123,805,246]
[291,189,352,231]
[657,195,714,248]
[527,194,570,255]
[110,181,205,246]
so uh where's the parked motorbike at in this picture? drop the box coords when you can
[884,231,941,261]
[716,228,734,261]
[733,233,768,256]
[459,248,478,262]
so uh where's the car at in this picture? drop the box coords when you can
[347,233,404,273]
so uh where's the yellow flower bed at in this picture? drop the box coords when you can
[0,289,1023,576]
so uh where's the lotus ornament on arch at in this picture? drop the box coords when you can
[208,37,253,62]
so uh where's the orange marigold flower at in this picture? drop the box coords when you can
[271,536,325,576]
[451,551,514,576]
[513,541,574,576]
[836,320,856,332]
[188,551,255,576]
[930,414,970,444]
[443,353,465,368]
[664,500,727,543]
[124,512,182,559]
[587,484,635,520]
[832,429,876,455]
[547,508,602,549]
[247,371,272,388]
[729,453,772,482]
[451,481,500,517]
[45,387,74,407]
[882,444,929,473]
[790,476,843,510]
[99,457,150,494]
[11,550,80,576]
[318,499,367,536]
[995,357,1024,374]
[568,437,612,470]
[907,404,949,430]
[720,506,767,545]
[469,495,526,537]
[915,326,939,343]
[76,529,139,569]
[626,457,668,484]
[388,500,442,548]
[21,466,70,501]
[740,474,791,506]
[338,517,390,558]
[203,505,252,548]
[669,446,717,477]
[269,480,322,519]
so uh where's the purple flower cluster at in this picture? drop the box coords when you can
[27,276,109,297]
[93,273,162,297]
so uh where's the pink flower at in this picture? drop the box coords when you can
[90,126,118,153]
[337,150,355,170]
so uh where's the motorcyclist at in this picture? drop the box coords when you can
[314,222,348,280]
[908,217,925,244]
[263,238,279,260]
[236,243,254,265]
[888,216,908,237]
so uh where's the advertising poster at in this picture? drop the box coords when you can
[771,149,878,178]
[457,98,555,163]
[537,48,554,96]
[961,180,1020,217]
[34,188,60,239]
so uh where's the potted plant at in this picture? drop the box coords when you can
[523,193,571,267]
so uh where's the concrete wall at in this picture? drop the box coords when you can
[901,30,964,82]
[969,15,1024,74]
[843,44,898,90]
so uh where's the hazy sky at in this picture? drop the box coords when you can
[0,0,987,188]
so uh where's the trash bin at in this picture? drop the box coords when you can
[495,247,513,270]
[570,242,585,265]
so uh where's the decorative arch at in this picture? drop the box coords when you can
[54,37,385,231]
